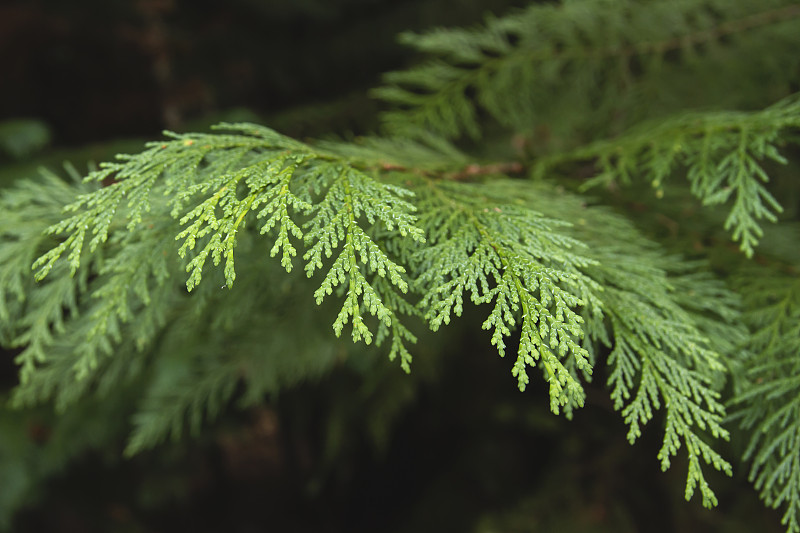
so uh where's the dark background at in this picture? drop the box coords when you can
[0,0,528,144]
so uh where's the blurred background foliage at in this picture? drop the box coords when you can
[0,0,790,532]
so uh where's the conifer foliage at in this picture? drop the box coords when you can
[2,0,800,529]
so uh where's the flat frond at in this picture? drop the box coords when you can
[376,0,800,142]
[468,180,735,507]
[412,179,595,413]
[30,124,425,361]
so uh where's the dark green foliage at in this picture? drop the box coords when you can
[375,0,800,143]
[0,120,51,160]
[732,271,800,532]
[1,0,800,530]
[536,94,800,256]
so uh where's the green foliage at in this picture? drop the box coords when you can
[2,0,800,530]
[536,94,800,256]
[0,119,51,160]
[412,179,596,405]
[460,181,736,506]
[374,0,800,144]
[732,271,800,532]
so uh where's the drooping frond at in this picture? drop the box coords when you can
[0,170,100,387]
[469,180,735,507]
[389,176,735,506]
[732,271,800,533]
[411,178,597,412]
[538,92,800,256]
[30,124,424,367]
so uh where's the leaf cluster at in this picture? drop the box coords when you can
[1,0,800,530]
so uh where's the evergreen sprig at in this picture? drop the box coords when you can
[732,272,800,532]
[30,124,425,360]
[2,0,800,530]
[412,179,596,411]
[538,92,800,256]
[465,180,735,507]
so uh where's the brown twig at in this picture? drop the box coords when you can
[371,160,526,181]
